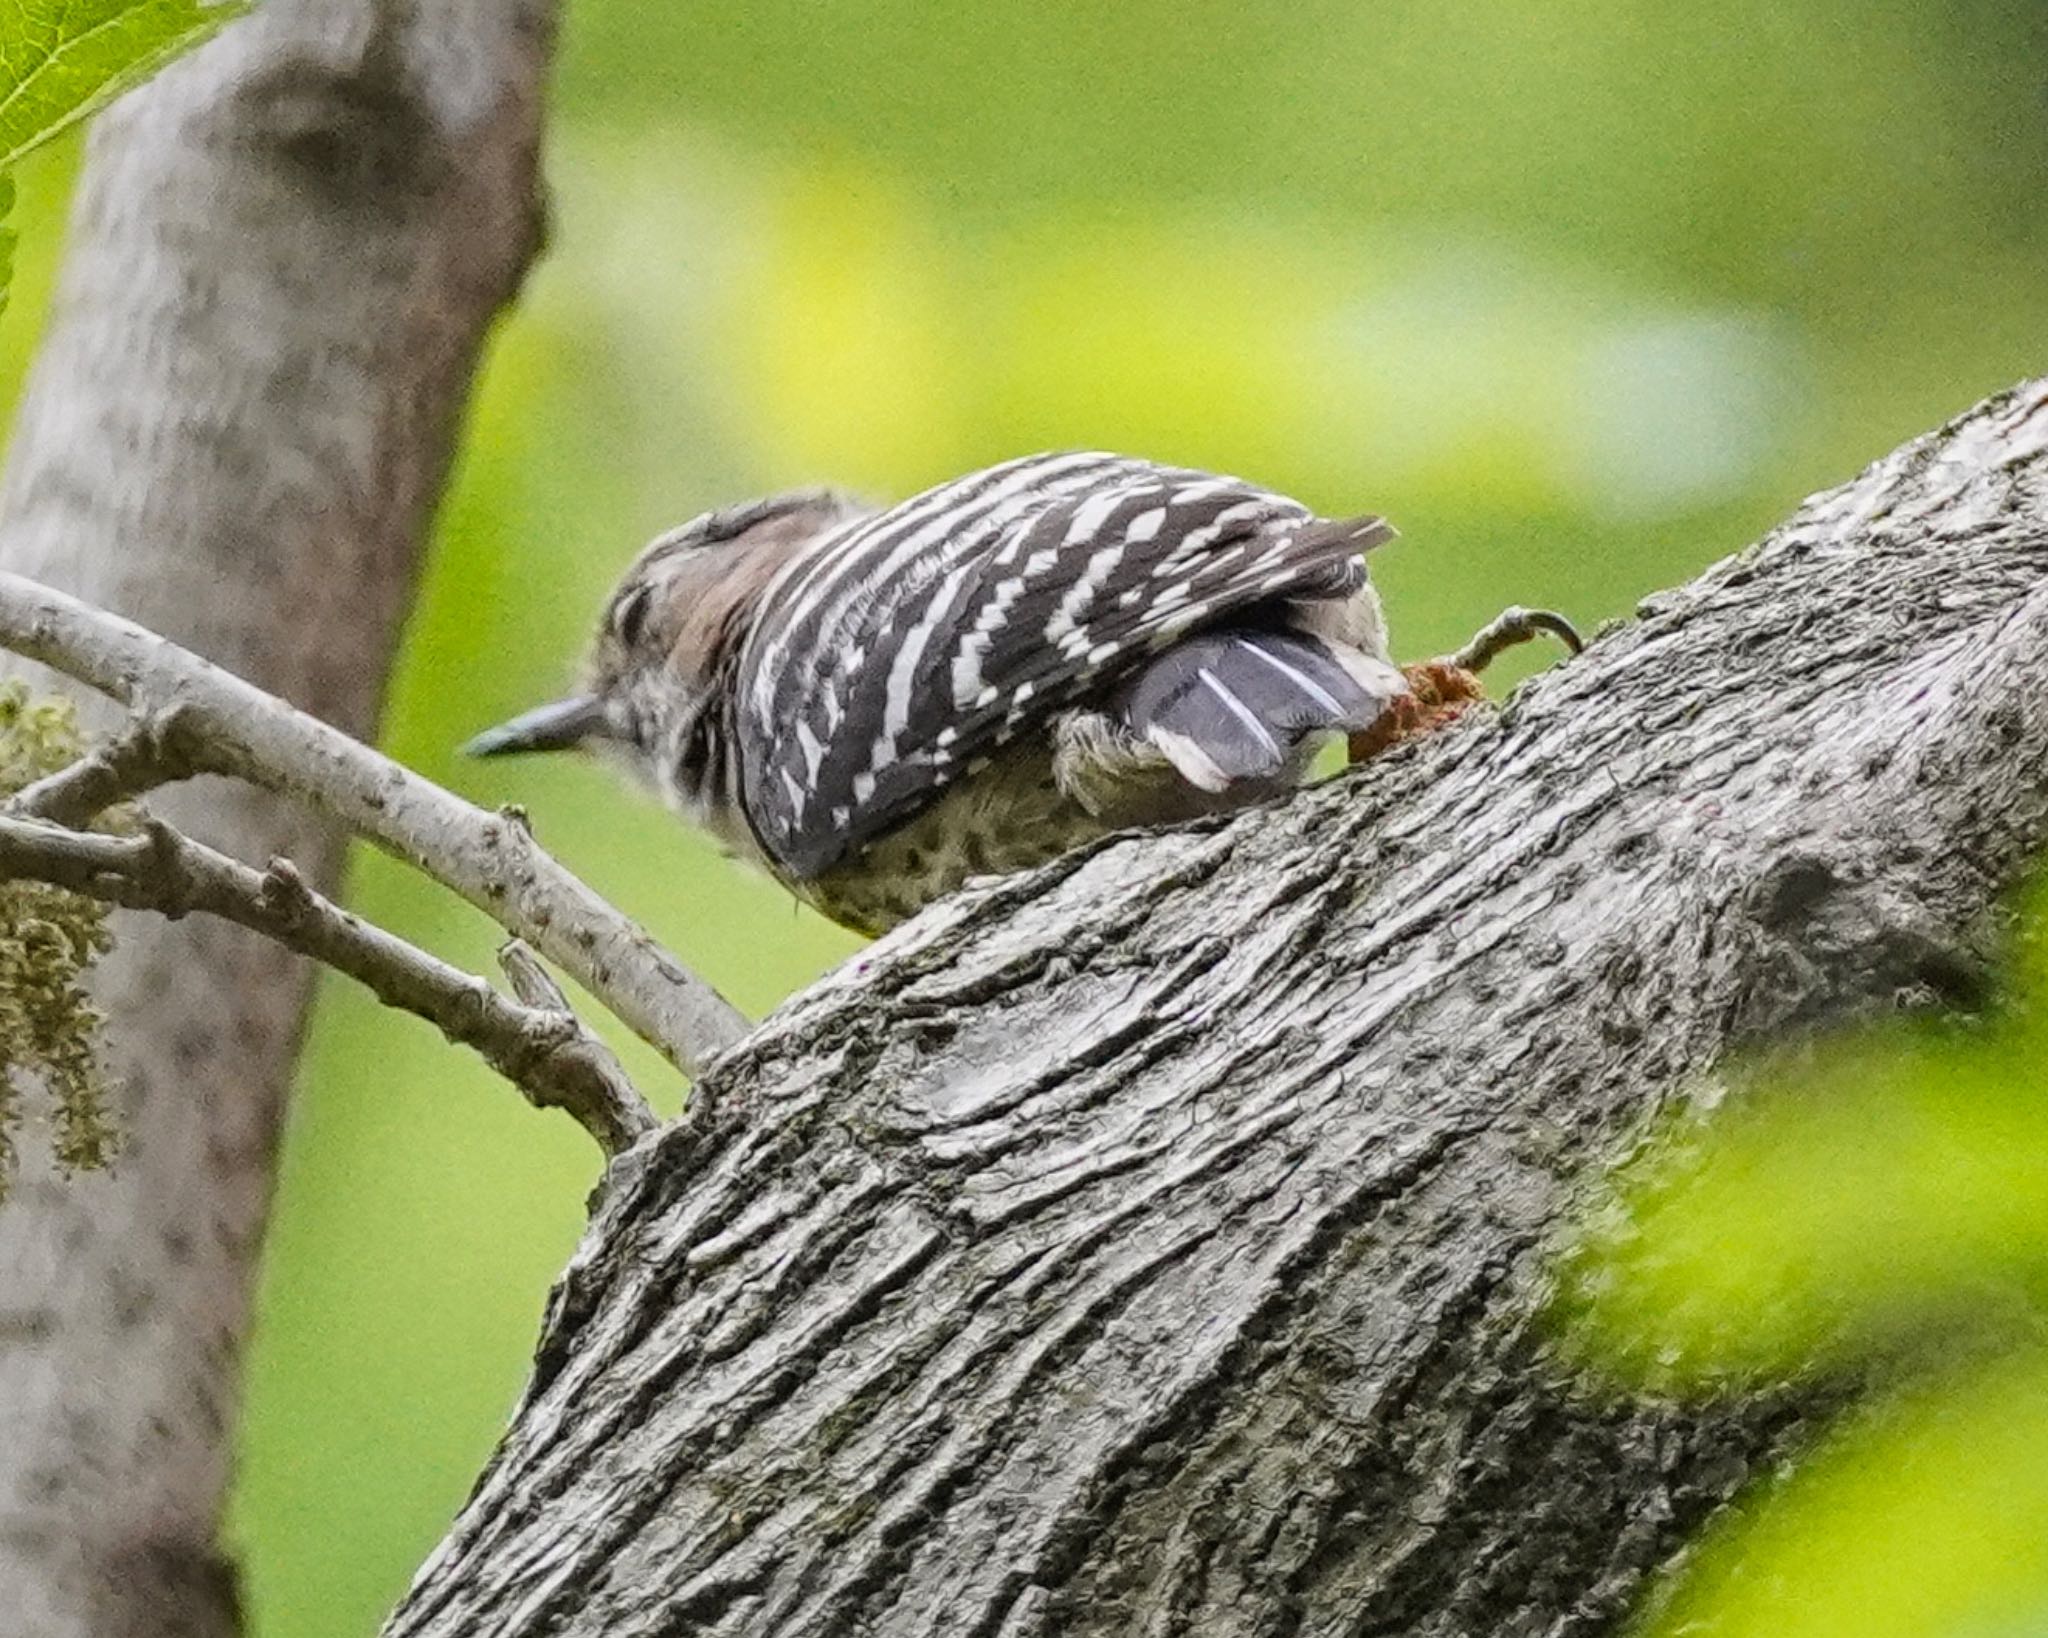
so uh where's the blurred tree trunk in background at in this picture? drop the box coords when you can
[0,5,556,1635]
[387,383,2048,1637]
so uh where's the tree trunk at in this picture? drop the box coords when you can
[387,380,2048,1637]
[0,6,555,1635]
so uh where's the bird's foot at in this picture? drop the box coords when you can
[1449,605,1583,673]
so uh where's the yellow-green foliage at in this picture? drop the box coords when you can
[0,684,117,1193]
[1561,884,2048,1638]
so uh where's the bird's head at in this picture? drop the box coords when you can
[463,488,871,796]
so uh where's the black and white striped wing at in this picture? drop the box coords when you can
[738,452,1389,879]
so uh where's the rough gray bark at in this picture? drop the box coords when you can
[388,380,2048,1637]
[0,5,557,1635]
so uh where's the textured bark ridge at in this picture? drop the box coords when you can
[389,382,2048,1637]
[0,5,557,1635]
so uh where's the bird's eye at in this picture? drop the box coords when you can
[612,584,654,646]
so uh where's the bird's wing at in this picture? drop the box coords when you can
[740,452,1391,879]
[1119,628,1408,790]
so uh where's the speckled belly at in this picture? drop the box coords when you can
[794,730,1290,936]
[800,747,1110,936]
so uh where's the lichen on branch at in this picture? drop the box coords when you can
[0,684,120,1191]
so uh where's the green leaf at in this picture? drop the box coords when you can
[0,0,247,171]
[0,170,15,323]
[1646,1355,2048,1638]
[1557,1027,2048,1387]
[1560,872,2048,1637]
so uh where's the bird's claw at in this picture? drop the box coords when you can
[1448,606,1584,674]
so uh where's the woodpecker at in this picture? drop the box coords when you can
[466,452,1577,935]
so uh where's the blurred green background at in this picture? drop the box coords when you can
[3,2,2046,1633]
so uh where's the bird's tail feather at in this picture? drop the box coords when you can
[1120,629,1405,791]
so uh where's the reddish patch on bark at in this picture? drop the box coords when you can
[1348,662,1486,763]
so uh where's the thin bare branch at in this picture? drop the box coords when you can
[499,935,577,1011]
[0,572,749,1079]
[9,703,198,824]
[497,937,647,1128]
[0,812,659,1154]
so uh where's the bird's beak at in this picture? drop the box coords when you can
[461,695,611,758]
